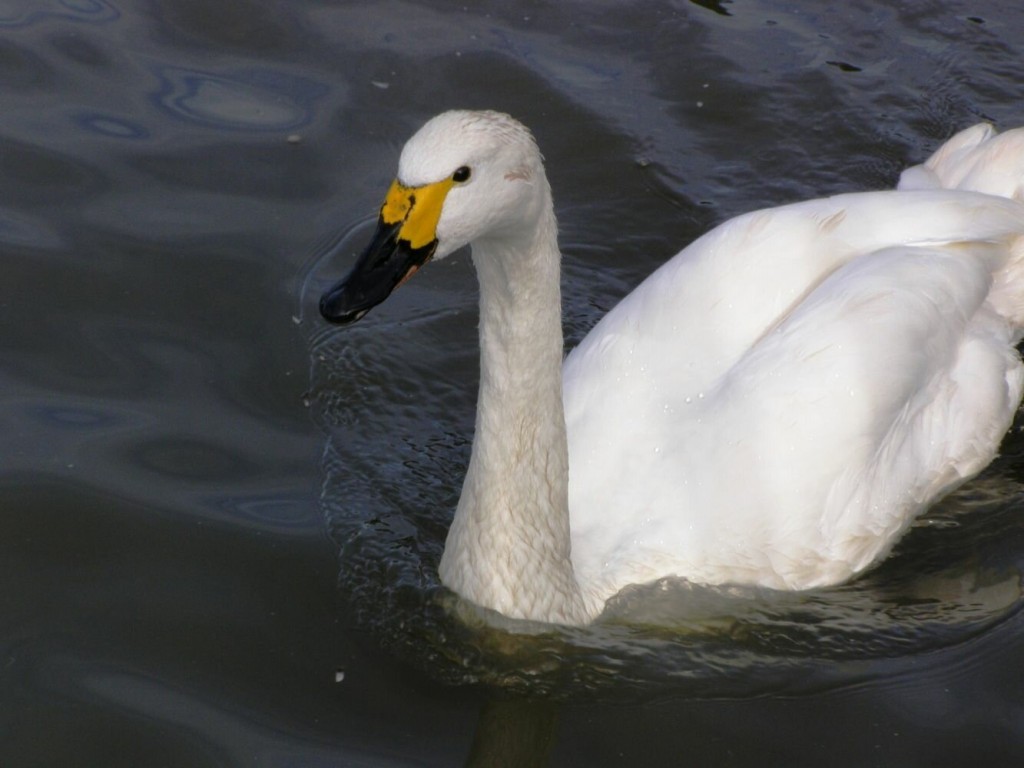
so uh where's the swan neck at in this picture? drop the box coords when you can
[440,198,593,624]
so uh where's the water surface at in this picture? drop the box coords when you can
[4,1,1024,765]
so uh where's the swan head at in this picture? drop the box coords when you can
[320,110,546,324]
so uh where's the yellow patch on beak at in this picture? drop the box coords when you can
[380,177,456,250]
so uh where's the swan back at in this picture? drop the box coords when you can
[564,189,1024,428]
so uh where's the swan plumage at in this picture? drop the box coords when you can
[320,110,1024,625]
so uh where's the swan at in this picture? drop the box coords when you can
[319,111,1024,625]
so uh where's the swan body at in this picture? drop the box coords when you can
[320,111,1024,625]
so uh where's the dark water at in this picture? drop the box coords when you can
[5,1,1024,765]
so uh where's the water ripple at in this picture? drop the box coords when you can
[206,493,319,535]
[73,111,149,140]
[149,64,328,132]
[0,0,119,28]
[0,208,65,249]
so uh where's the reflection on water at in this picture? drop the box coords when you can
[74,112,148,140]
[0,0,119,28]
[466,697,559,768]
[149,65,326,132]
[306,224,1024,703]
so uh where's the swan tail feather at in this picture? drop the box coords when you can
[899,123,1024,201]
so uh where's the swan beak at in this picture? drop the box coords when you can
[320,177,454,325]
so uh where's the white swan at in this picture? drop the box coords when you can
[320,111,1024,625]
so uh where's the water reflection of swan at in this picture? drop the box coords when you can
[465,697,557,767]
[320,111,1024,626]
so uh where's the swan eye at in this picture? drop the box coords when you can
[452,166,471,183]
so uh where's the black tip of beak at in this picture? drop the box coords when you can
[319,286,362,325]
[319,279,377,325]
[318,218,436,326]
